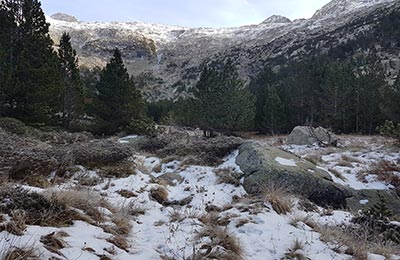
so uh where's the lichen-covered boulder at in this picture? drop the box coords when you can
[235,142,352,208]
[287,126,338,146]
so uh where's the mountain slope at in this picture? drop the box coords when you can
[48,0,400,100]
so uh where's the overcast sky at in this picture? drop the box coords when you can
[41,0,332,28]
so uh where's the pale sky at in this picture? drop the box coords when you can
[41,0,332,28]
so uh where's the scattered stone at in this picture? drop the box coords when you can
[287,126,338,146]
[116,190,138,198]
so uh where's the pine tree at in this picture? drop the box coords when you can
[0,1,15,115]
[381,76,400,124]
[192,61,255,131]
[93,48,144,134]
[58,32,84,129]
[320,60,354,132]
[1,0,63,124]
[261,84,285,134]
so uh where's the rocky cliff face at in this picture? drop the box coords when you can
[48,0,400,101]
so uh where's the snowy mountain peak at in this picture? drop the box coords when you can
[50,13,79,23]
[261,15,292,24]
[312,0,395,19]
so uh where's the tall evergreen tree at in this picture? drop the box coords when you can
[192,61,255,131]
[1,0,63,123]
[0,1,15,115]
[381,76,400,123]
[261,84,286,134]
[58,32,83,129]
[93,48,144,134]
[320,60,354,132]
[353,55,386,134]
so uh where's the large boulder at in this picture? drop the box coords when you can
[287,126,338,146]
[346,189,400,216]
[235,142,352,208]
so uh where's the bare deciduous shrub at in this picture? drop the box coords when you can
[263,183,293,215]
[71,140,132,167]
[97,161,136,178]
[152,135,244,166]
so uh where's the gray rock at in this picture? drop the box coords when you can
[287,126,338,146]
[156,172,183,186]
[346,189,400,216]
[235,142,352,208]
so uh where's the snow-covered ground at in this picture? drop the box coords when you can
[0,135,399,260]
[282,135,400,191]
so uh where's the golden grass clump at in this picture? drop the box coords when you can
[263,182,293,215]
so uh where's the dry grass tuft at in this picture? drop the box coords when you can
[150,187,169,205]
[263,183,293,215]
[168,208,201,223]
[40,231,68,256]
[336,160,354,168]
[106,235,129,252]
[3,247,37,260]
[111,214,132,236]
[289,214,317,229]
[357,159,400,188]
[213,168,240,186]
[328,168,347,181]
[25,175,51,188]
[195,226,243,260]
[0,186,78,227]
[0,221,25,236]
[283,239,307,260]
[46,188,114,224]
[341,154,361,163]
[303,154,322,165]
[120,200,146,217]
[317,225,398,260]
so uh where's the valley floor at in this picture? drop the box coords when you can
[0,134,399,260]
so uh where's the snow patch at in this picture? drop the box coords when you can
[275,157,297,167]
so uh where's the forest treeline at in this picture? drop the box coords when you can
[0,0,399,136]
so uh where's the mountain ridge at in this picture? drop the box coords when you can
[47,0,399,100]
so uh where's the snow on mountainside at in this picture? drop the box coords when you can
[47,0,399,100]
[313,0,395,19]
